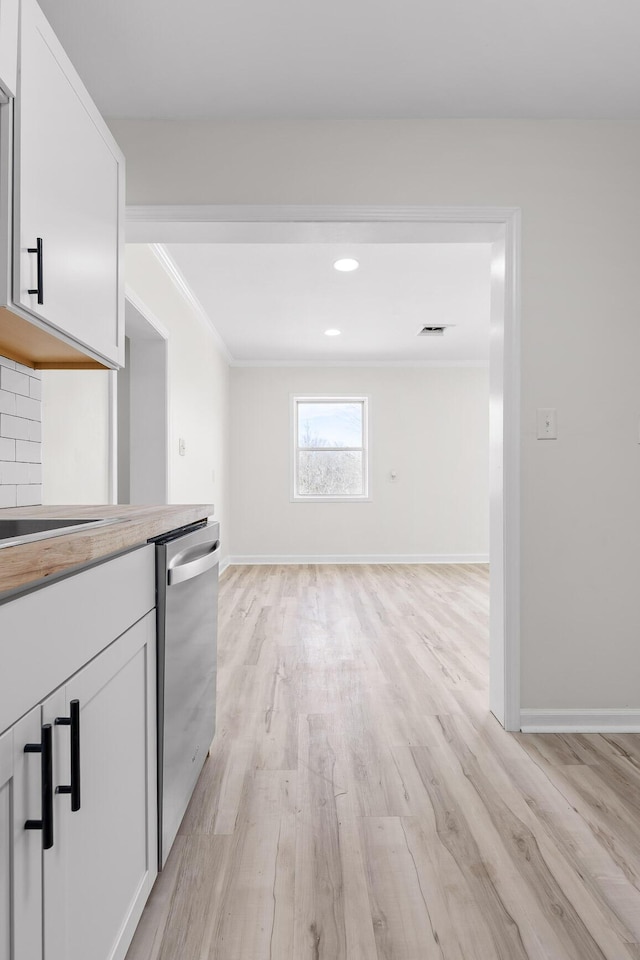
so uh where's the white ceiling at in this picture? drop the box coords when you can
[163,243,492,364]
[37,0,640,119]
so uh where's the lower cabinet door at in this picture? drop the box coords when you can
[0,707,44,960]
[44,611,157,960]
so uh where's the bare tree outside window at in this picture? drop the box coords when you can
[293,398,368,499]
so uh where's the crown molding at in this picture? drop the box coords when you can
[149,244,234,363]
[124,285,170,340]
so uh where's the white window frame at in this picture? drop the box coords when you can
[291,395,370,502]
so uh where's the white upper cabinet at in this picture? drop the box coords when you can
[12,0,124,367]
[0,0,18,97]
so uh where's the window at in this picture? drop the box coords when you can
[292,396,369,500]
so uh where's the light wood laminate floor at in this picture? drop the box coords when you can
[126,563,640,960]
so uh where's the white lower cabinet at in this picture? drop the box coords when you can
[0,707,43,960]
[0,607,157,960]
[43,611,157,960]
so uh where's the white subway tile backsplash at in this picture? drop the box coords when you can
[0,354,42,503]
[16,394,41,421]
[0,485,17,507]
[17,484,42,506]
[0,366,30,396]
[0,414,31,440]
[0,438,15,460]
[15,439,41,463]
[0,460,30,484]
[0,390,16,415]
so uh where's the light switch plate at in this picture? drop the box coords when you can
[537,408,557,439]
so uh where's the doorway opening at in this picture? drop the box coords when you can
[126,205,521,731]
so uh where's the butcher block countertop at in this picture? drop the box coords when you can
[0,504,215,598]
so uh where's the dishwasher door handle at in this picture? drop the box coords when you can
[167,541,221,586]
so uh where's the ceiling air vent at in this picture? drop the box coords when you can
[417,324,455,337]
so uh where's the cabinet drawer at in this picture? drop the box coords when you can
[0,544,154,735]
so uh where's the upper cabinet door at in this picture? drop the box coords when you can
[13,0,124,367]
[0,0,18,96]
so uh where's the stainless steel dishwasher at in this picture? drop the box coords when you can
[153,519,220,868]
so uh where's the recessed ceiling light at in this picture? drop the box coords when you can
[333,258,359,272]
[324,329,341,336]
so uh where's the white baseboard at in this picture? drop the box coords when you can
[218,556,232,576]
[225,553,489,566]
[520,708,640,733]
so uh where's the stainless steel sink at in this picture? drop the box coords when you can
[0,517,119,549]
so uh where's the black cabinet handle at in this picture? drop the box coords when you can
[55,699,81,811]
[24,723,54,850]
[27,237,44,304]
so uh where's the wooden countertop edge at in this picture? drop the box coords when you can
[0,504,215,596]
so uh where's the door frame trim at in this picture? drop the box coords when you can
[126,203,521,731]
[111,290,170,504]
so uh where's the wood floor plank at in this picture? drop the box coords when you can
[126,563,640,960]
[361,816,445,960]
[158,834,231,960]
[124,835,188,960]
[254,644,299,771]
[294,713,348,959]
[400,815,494,960]
[212,739,255,835]
[516,737,640,889]
[435,713,628,959]
[337,815,380,960]
[209,815,293,960]
[502,757,640,943]
[407,741,533,959]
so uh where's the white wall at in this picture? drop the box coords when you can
[126,334,169,504]
[230,366,488,560]
[42,370,111,504]
[125,245,230,558]
[40,248,229,558]
[110,118,640,712]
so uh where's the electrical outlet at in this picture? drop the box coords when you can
[178,438,186,456]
